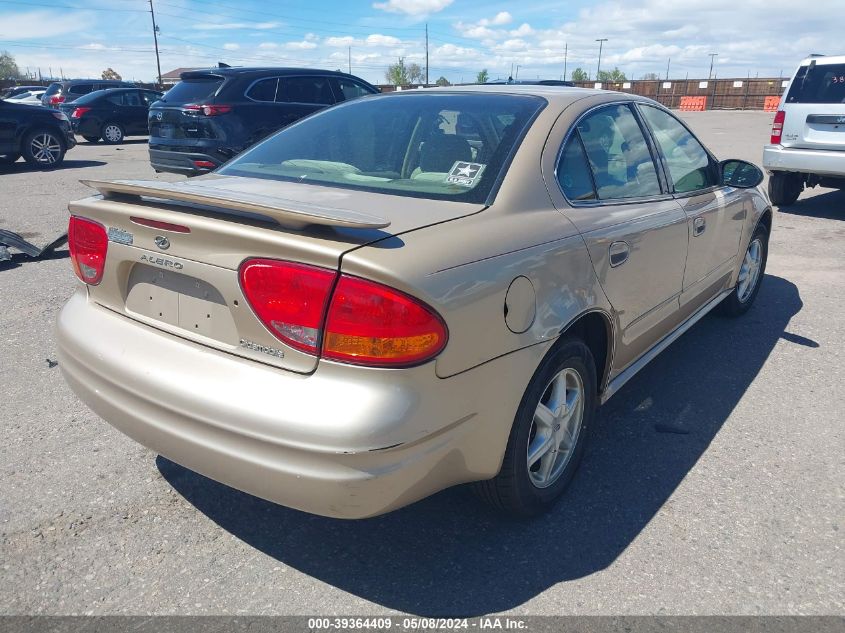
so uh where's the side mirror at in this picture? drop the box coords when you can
[720,159,764,188]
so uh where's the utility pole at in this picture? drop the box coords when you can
[708,52,718,80]
[563,42,568,81]
[149,0,163,88]
[666,58,671,80]
[515,64,520,79]
[348,46,351,74]
[595,38,608,80]
[425,23,429,86]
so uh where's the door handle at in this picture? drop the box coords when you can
[693,216,706,236]
[609,241,630,267]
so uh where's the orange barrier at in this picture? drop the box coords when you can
[679,96,707,111]
[763,96,780,112]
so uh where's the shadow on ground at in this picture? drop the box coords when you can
[777,188,845,220]
[159,274,807,616]
[0,159,107,173]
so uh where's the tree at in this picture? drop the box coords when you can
[407,62,424,84]
[385,57,409,86]
[476,69,489,84]
[597,67,626,82]
[641,72,660,80]
[571,67,588,82]
[435,76,451,86]
[101,67,122,81]
[0,51,20,79]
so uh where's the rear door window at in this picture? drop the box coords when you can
[786,63,845,104]
[68,83,94,95]
[576,104,662,200]
[335,78,376,101]
[106,93,126,106]
[160,76,224,104]
[276,76,335,105]
[247,78,278,102]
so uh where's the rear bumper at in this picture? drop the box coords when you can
[57,290,547,518]
[148,147,221,175]
[763,144,845,178]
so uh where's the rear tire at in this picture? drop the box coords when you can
[101,122,124,144]
[83,135,100,143]
[474,338,597,517]
[719,224,768,317]
[21,129,65,168]
[768,171,802,206]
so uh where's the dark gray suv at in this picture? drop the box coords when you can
[42,79,136,107]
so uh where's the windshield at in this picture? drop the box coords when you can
[160,76,225,103]
[218,93,545,203]
[71,89,113,104]
[786,63,845,104]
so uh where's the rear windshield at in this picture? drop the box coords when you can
[159,76,224,104]
[218,93,545,203]
[785,63,845,104]
[43,83,61,97]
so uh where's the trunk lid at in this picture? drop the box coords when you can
[70,174,482,373]
[780,60,845,152]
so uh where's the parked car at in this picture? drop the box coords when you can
[147,67,378,175]
[41,79,136,108]
[763,54,845,205]
[0,95,76,167]
[6,89,46,104]
[2,85,44,99]
[58,86,770,519]
[58,88,164,143]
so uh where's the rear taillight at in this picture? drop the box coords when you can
[193,160,216,169]
[238,259,448,367]
[49,95,65,105]
[239,260,336,355]
[323,276,448,367]
[183,104,232,116]
[68,216,108,285]
[70,106,91,118]
[770,110,785,144]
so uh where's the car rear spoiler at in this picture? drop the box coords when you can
[80,179,391,230]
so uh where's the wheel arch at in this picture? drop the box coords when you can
[558,308,614,394]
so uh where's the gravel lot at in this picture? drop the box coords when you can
[0,111,842,617]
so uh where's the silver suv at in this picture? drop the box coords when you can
[763,55,845,205]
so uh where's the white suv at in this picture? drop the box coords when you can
[763,55,845,205]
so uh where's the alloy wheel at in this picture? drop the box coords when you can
[30,133,62,165]
[737,238,763,303]
[526,367,585,488]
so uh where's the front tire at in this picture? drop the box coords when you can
[101,122,125,144]
[474,338,597,516]
[768,171,802,206]
[21,129,65,168]
[719,224,769,317]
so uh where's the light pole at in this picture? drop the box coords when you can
[708,52,718,80]
[595,38,608,81]
[149,0,162,88]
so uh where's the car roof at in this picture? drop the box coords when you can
[796,54,845,66]
[395,84,641,107]
[182,67,357,78]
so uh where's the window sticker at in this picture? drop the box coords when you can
[446,161,486,187]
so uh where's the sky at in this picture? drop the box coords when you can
[0,0,842,85]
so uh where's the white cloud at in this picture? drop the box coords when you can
[285,40,318,50]
[325,36,358,47]
[223,43,239,50]
[486,12,512,26]
[372,0,453,16]
[366,34,402,47]
[79,43,106,51]
[510,23,534,37]
[258,42,278,49]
